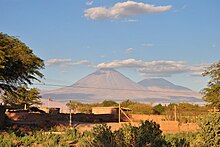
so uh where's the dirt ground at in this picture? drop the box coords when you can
[75,121,198,134]
[5,111,199,133]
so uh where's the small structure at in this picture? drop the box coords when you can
[41,107,60,114]
[92,107,131,120]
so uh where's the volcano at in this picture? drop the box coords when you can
[41,68,203,103]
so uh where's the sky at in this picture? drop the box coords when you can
[0,0,219,91]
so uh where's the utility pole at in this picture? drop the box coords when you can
[174,105,177,121]
[69,108,72,126]
[118,103,121,125]
[69,100,72,126]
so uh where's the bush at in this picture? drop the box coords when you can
[196,113,220,146]
[115,120,168,147]
[77,124,115,147]
[165,132,197,147]
[136,120,168,147]
[114,123,138,146]
[153,104,165,115]
[91,124,115,147]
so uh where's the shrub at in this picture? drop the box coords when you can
[153,104,165,115]
[165,132,197,147]
[91,124,115,147]
[114,123,138,146]
[196,113,220,146]
[136,120,168,147]
[77,124,116,147]
[115,120,168,147]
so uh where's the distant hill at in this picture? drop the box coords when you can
[41,68,203,103]
[138,78,192,91]
[73,68,146,90]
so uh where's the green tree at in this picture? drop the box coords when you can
[115,120,169,147]
[91,124,115,147]
[0,33,44,92]
[196,113,220,146]
[101,100,118,107]
[153,104,165,115]
[1,87,42,109]
[201,60,220,108]
[66,101,82,112]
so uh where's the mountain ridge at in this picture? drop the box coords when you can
[138,78,192,91]
[41,68,202,103]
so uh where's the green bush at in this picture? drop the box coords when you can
[136,120,168,147]
[196,113,220,146]
[91,124,116,147]
[114,123,138,146]
[77,120,168,147]
[153,104,165,115]
[115,120,168,147]
[165,132,197,147]
[0,127,84,146]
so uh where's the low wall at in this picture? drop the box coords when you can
[129,114,165,123]
[129,114,198,133]
[5,112,199,133]
[6,111,118,127]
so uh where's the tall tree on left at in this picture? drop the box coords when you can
[0,32,44,92]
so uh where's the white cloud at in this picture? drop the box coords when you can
[96,58,207,77]
[84,1,172,20]
[138,61,189,77]
[125,19,138,22]
[142,43,154,47]
[97,59,144,69]
[86,1,94,6]
[70,60,89,65]
[45,58,90,67]
[126,47,135,52]
[189,64,209,77]
[45,58,72,66]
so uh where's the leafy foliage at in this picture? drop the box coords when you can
[121,99,153,114]
[0,127,83,147]
[101,100,118,107]
[196,113,220,146]
[76,120,169,147]
[1,87,42,108]
[201,60,220,108]
[165,132,197,147]
[153,104,165,115]
[0,33,44,92]
[136,120,168,147]
[114,123,138,146]
[91,124,115,147]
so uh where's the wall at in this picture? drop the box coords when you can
[129,114,166,123]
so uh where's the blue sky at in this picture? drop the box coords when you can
[1,0,219,91]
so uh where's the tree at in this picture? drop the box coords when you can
[153,104,165,115]
[66,101,82,113]
[196,113,220,146]
[101,100,118,107]
[114,120,169,147]
[0,33,44,92]
[1,87,42,109]
[201,60,220,108]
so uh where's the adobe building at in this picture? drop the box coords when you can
[40,107,60,114]
[92,107,131,120]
